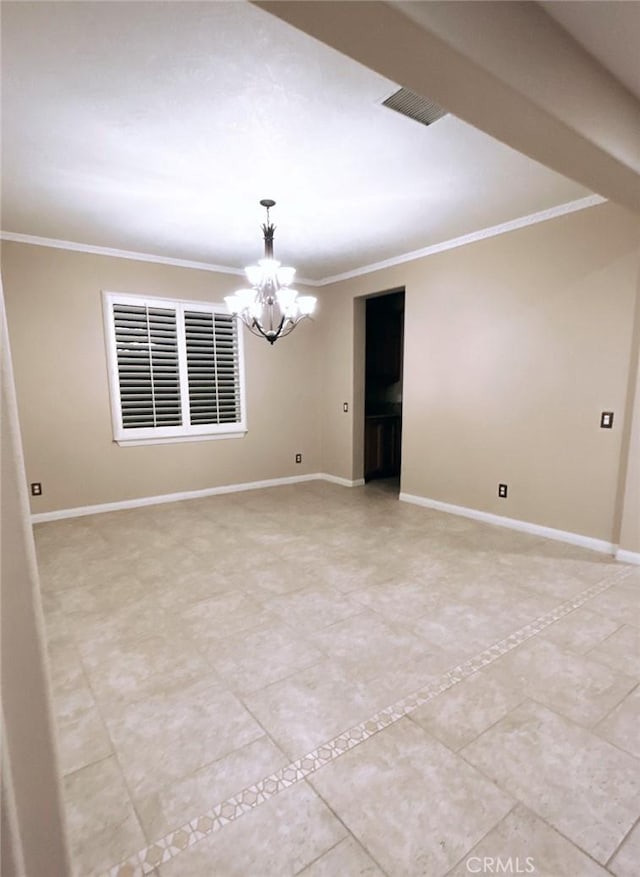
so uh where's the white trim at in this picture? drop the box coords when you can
[316,195,607,285]
[399,492,616,555]
[115,431,247,447]
[31,474,323,523]
[30,472,368,522]
[615,549,640,566]
[318,473,366,488]
[1,195,604,288]
[0,231,247,277]
[102,290,247,443]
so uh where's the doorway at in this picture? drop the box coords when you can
[364,289,405,488]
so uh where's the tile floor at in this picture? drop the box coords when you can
[35,479,639,877]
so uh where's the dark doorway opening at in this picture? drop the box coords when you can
[364,290,405,488]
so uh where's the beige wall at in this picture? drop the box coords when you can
[1,286,71,876]
[1,243,322,513]
[2,204,639,547]
[619,389,640,553]
[618,308,640,555]
[318,202,640,543]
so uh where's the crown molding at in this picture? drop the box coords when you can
[0,230,321,287]
[315,194,607,286]
[1,194,605,287]
[0,231,247,276]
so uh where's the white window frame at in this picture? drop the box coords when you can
[103,290,247,446]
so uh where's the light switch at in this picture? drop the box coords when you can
[600,411,614,429]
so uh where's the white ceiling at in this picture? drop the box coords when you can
[541,1,640,102]
[1,1,595,281]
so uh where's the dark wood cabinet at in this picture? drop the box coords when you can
[364,415,401,480]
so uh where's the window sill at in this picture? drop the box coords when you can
[115,430,247,447]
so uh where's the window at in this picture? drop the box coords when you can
[103,292,246,444]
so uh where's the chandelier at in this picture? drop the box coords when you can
[225,199,317,344]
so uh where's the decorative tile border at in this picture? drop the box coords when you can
[102,567,632,877]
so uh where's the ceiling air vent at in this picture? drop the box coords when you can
[381,87,447,127]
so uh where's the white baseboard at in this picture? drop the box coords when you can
[399,492,616,555]
[615,549,640,566]
[30,472,365,523]
[319,473,365,488]
[30,480,629,560]
[31,474,321,523]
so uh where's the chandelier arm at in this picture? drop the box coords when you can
[249,313,286,345]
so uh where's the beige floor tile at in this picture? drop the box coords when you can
[54,570,158,615]
[410,668,525,751]
[609,820,640,877]
[56,702,113,777]
[44,635,114,777]
[104,680,264,798]
[272,538,351,572]
[586,583,640,629]
[135,735,289,842]
[310,609,432,684]
[126,547,207,587]
[265,586,362,632]
[523,539,617,566]
[595,686,640,758]
[79,632,216,709]
[155,564,242,606]
[364,646,468,710]
[452,524,544,554]
[402,601,523,654]
[618,566,640,589]
[493,553,617,600]
[540,607,621,654]
[46,636,95,718]
[181,591,277,641]
[241,558,319,597]
[348,577,443,622]
[462,700,640,863]
[58,584,185,649]
[159,782,346,877]
[487,637,637,726]
[298,837,385,876]
[207,622,325,695]
[447,803,611,876]
[37,546,133,593]
[309,555,397,593]
[587,625,640,678]
[243,660,382,759]
[37,483,638,877]
[309,717,512,877]
[63,756,145,877]
[43,609,71,644]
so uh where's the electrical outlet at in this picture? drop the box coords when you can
[295,453,302,464]
[498,483,508,498]
[600,411,614,429]
[31,482,42,496]
[343,402,349,413]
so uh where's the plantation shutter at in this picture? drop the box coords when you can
[113,303,182,429]
[105,292,246,442]
[184,310,241,424]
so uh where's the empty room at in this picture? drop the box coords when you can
[2,2,639,877]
